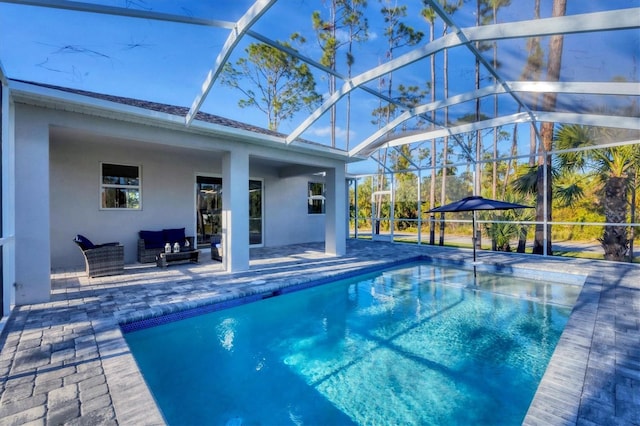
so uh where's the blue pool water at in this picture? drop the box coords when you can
[124,262,581,425]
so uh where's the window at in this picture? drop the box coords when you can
[101,163,140,209]
[308,182,325,214]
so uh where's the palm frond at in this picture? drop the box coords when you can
[554,124,593,172]
[512,165,538,194]
[554,183,585,208]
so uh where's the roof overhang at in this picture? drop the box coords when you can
[8,79,361,163]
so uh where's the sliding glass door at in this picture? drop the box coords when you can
[196,176,222,248]
[249,180,262,245]
[196,176,263,248]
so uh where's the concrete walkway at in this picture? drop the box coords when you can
[0,240,638,425]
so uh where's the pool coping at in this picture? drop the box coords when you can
[0,240,638,425]
[119,255,584,334]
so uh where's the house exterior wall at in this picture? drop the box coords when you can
[35,105,339,271]
[50,140,334,270]
[264,173,326,246]
[50,135,219,268]
[12,99,347,302]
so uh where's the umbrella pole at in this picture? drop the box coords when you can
[472,212,477,263]
[472,212,477,279]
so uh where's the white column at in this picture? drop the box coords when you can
[1,84,16,316]
[222,149,249,272]
[325,166,346,256]
[14,109,50,304]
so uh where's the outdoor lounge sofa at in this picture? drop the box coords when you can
[73,234,124,278]
[138,228,194,263]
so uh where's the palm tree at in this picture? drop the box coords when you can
[483,194,533,252]
[592,146,635,261]
[514,123,638,262]
[554,124,636,261]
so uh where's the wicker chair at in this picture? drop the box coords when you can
[73,235,124,278]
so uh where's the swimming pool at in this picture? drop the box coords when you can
[123,261,582,425]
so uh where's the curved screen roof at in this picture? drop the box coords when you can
[1,0,639,174]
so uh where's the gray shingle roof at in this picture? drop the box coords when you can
[14,79,303,142]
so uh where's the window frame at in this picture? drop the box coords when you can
[307,181,325,215]
[99,162,142,210]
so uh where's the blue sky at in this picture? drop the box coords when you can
[1,0,638,174]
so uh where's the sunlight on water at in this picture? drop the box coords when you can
[216,318,236,352]
[124,262,581,425]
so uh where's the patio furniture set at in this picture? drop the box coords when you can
[73,227,216,278]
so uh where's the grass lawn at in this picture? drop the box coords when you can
[351,232,639,263]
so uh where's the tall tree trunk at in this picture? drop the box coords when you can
[600,176,629,261]
[329,1,337,148]
[429,21,436,245]
[629,170,637,260]
[533,0,566,255]
[440,137,449,245]
[492,2,499,200]
[517,224,527,253]
[533,159,552,254]
[528,0,542,167]
[502,119,518,196]
[440,29,450,246]
[430,140,436,245]
[346,43,352,150]
[474,0,482,251]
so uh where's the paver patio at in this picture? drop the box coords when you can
[0,240,638,425]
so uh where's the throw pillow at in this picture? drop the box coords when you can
[75,234,95,251]
[139,230,165,249]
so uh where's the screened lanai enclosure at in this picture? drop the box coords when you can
[1,0,639,262]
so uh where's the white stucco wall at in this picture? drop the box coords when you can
[13,98,347,302]
[15,108,50,304]
[264,173,326,247]
[14,106,51,304]
[1,84,17,315]
[50,135,221,268]
[42,108,341,270]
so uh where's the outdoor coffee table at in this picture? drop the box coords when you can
[156,249,200,268]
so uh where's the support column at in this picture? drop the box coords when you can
[222,149,249,272]
[325,166,346,256]
[1,82,17,316]
[14,109,50,304]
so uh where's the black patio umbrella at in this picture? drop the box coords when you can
[427,195,533,269]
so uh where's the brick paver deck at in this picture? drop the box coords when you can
[0,240,638,425]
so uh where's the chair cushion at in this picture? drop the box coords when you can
[96,242,120,247]
[139,230,165,249]
[74,234,95,251]
[163,228,186,244]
